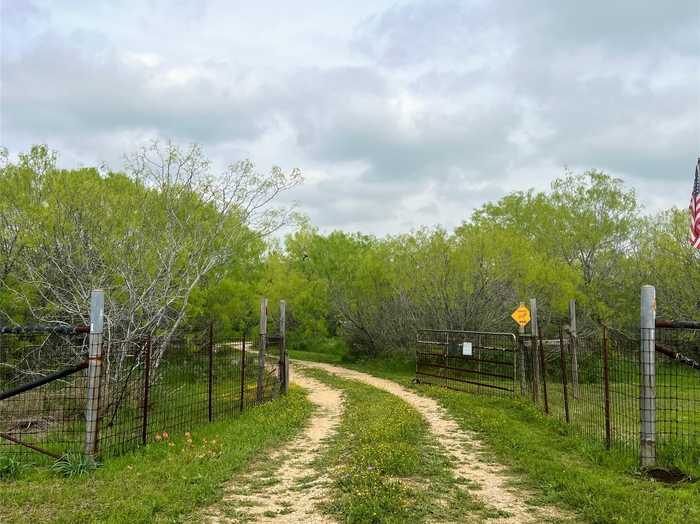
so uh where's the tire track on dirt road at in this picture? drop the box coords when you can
[205,370,343,523]
[296,361,571,524]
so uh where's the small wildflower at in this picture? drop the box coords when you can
[162,431,170,440]
[185,432,192,438]
[154,433,162,442]
[168,442,175,448]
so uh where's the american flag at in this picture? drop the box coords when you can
[691,158,700,249]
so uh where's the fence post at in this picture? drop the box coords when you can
[559,326,570,424]
[208,321,214,422]
[257,298,267,402]
[640,285,656,468]
[530,298,541,403]
[84,289,104,460]
[279,300,288,395]
[538,325,549,415]
[141,336,151,446]
[602,325,612,450]
[569,299,580,399]
[239,330,246,413]
[518,323,527,396]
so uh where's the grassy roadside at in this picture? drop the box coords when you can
[302,367,502,523]
[0,387,313,524]
[296,343,699,524]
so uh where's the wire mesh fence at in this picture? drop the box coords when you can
[1,325,283,463]
[415,315,700,467]
[0,331,89,461]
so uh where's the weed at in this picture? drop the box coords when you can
[50,453,100,478]
[0,454,31,481]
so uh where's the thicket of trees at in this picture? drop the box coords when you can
[0,143,300,369]
[264,172,699,355]
[1,143,698,360]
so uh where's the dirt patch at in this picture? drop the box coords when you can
[204,370,343,523]
[297,361,571,524]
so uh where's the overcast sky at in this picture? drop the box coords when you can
[2,0,699,235]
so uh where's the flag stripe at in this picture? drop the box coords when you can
[691,158,700,249]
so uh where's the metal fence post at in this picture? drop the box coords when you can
[239,330,246,413]
[559,326,570,424]
[141,336,151,446]
[518,324,527,396]
[538,325,549,415]
[208,321,214,422]
[602,325,612,450]
[530,298,540,403]
[279,300,288,395]
[257,298,267,402]
[569,299,580,399]
[84,289,104,460]
[640,285,656,468]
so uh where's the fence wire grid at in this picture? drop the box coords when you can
[1,326,283,463]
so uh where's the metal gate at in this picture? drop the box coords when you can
[415,329,517,396]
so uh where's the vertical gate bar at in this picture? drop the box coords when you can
[559,326,570,423]
[569,299,580,399]
[257,298,267,403]
[208,321,214,422]
[240,331,246,413]
[538,325,549,415]
[141,336,151,446]
[84,289,104,460]
[602,325,612,449]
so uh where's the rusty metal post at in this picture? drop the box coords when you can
[208,321,214,422]
[141,336,151,445]
[279,300,288,395]
[602,325,612,449]
[239,331,246,413]
[257,298,267,403]
[559,326,570,424]
[538,325,549,415]
[84,289,104,460]
[518,324,527,396]
[530,298,541,403]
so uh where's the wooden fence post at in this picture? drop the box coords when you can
[640,285,656,468]
[569,299,580,399]
[257,298,267,402]
[530,298,540,403]
[84,289,104,460]
[279,300,288,395]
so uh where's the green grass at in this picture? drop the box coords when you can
[296,341,699,524]
[303,367,502,524]
[0,387,313,523]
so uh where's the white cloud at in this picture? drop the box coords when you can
[2,0,699,235]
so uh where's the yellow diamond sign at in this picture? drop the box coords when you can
[511,304,531,327]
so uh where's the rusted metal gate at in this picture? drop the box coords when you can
[415,329,517,396]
